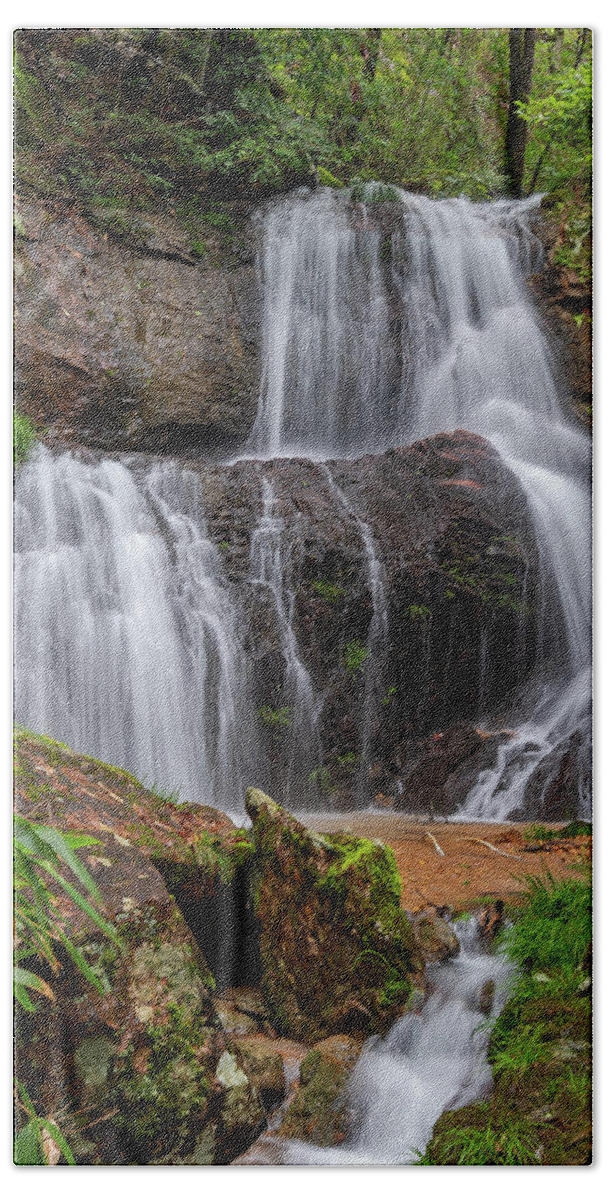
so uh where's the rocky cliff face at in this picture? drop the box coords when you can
[186,431,541,809]
[14,192,260,456]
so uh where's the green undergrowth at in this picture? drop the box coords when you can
[420,871,592,1165]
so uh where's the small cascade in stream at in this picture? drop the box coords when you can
[322,467,388,803]
[13,448,256,813]
[246,186,591,819]
[284,919,514,1165]
[249,477,322,806]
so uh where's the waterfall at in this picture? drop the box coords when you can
[14,448,255,813]
[281,920,514,1164]
[14,186,590,820]
[246,186,591,819]
[322,467,388,803]
[248,477,322,806]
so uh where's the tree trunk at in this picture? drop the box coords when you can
[505,28,536,198]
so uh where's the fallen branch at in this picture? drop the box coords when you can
[425,831,445,857]
[466,837,523,859]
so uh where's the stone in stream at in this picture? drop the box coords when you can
[245,787,422,1044]
[411,908,460,963]
[280,1035,364,1147]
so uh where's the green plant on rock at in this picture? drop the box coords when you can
[14,1082,77,1165]
[343,639,368,675]
[13,412,37,465]
[257,705,292,730]
[14,816,122,1009]
[406,604,431,622]
[308,765,333,793]
[312,578,345,602]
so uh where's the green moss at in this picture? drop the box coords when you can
[312,579,345,602]
[343,639,368,675]
[257,705,292,730]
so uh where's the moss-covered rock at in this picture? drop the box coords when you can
[281,1035,363,1146]
[245,787,420,1043]
[14,729,264,1164]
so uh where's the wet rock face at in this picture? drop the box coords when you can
[245,787,421,1043]
[529,218,591,429]
[14,729,264,1165]
[522,729,591,821]
[14,194,260,456]
[194,433,540,808]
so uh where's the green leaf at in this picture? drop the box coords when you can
[14,966,55,1001]
[31,824,102,901]
[56,931,105,995]
[14,1119,44,1165]
[41,1119,76,1165]
[43,863,120,946]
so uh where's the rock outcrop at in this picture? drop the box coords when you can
[14,193,260,456]
[14,729,264,1164]
[245,787,421,1043]
[192,432,541,810]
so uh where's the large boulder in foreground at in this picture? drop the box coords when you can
[245,787,421,1043]
[14,729,263,1164]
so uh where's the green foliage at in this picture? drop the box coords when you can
[496,872,591,979]
[13,412,37,465]
[14,1082,76,1165]
[308,765,332,793]
[406,604,431,622]
[257,704,292,729]
[312,578,345,602]
[343,639,368,675]
[417,1115,539,1165]
[14,815,121,1009]
[14,28,591,277]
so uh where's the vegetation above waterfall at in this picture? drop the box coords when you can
[14,27,590,278]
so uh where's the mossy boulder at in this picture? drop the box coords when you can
[281,1035,363,1146]
[14,729,264,1164]
[245,788,421,1042]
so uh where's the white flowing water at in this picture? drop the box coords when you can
[246,187,591,819]
[284,920,513,1165]
[249,477,322,805]
[13,448,256,812]
[14,186,591,819]
[322,466,388,802]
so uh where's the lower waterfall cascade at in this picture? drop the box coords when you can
[283,919,514,1165]
[14,185,591,820]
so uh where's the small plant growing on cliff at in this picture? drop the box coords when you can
[406,604,431,622]
[308,765,332,793]
[13,412,37,465]
[258,705,292,729]
[312,579,345,603]
[343,639,368,675]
